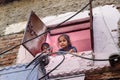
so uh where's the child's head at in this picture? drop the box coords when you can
[58,34,72,49]
[41,43,50,52]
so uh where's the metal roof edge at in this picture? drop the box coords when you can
[0,63,33,75]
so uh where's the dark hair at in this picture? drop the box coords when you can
[58,34,72,47]
[41,43,50,51]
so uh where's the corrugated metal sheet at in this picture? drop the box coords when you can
[0,63,85,80]
[22,11,47,57]
[0,64,33,80]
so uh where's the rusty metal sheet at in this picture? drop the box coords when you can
[22,11,47,56]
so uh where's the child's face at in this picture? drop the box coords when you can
[58,36,68,48]
[43,46,49,51]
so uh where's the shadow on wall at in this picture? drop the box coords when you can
[0,0,20,4]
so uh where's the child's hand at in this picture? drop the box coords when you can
[69,49,75,53]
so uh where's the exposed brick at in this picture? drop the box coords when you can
[0,33,23,67]
[85,64,120,80]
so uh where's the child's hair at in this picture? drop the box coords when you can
[41,43,50,51]
[58,34,72,47]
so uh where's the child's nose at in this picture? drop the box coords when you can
[61,42,64,44]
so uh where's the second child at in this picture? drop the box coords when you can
[57,34,77,54]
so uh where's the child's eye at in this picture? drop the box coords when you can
[59,40,61,43]
[63,40,66,42]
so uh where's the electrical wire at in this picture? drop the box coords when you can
[26,51,50,79]
[71,53,109,61]
[39,54,65,80]
[57,51,120,61]
[25,51,45,68]
[49,0,92,30]
[26,61,39,80]
[0,0,92,56]
[26,47,52,68]
[27,51,120,80]
[39,51,120,80]
[26,52,50,80]
[1,0,120,79]
[26,51,65,80]
[2,0,118,66]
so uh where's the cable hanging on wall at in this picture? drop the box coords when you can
[0,0,93,56]
[0,0,119,62]
[57,51,120,62]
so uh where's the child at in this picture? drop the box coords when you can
[41,42,51,53]
[39,43,51,79]
[57,34,77,54]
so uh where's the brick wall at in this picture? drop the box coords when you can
[0,32,23,67]
[0,1,120,79]
[85,64,120,80]
[0,0,120,36]
[0,31,120,79]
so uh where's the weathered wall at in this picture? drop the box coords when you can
[0,0,119,66]
[0,32,23,67]
[85,64,120,80]
[0,0,120,79]
[0,0,120,35]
